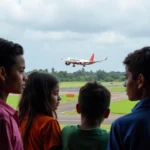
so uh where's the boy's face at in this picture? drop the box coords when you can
[124,67,143,101]
[0,55,27,94]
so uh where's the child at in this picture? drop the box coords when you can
[18,72,61,150]
[0,38,27,149]
[107,47,150,150]
[61,81,111,150]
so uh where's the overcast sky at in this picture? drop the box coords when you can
[0,0,150,72]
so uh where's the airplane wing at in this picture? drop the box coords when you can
[94,57,108,63]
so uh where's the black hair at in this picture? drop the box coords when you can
[78,81,111,120]
[0,38,24,71]
[18,71,59,150]
[123,46,150,80]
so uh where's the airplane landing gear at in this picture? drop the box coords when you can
[73,64,75,67]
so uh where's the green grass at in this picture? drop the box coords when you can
[60,82,123,88]
[6,84,125,109]
[108,86,125,92]
[60,124,111,131]
[110,99,138,114]
[6,83,125,109]
[7,88,125,109]
[6,94,78,109]
[62,99,139,115]
[7,95,21,109]
[60,94,78,103]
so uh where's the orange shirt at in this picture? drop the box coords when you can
[19,114,61,150]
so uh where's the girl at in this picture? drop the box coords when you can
[18,72,61,150]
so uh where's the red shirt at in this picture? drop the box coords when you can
[0,99,23,150]
[19,114,61,150]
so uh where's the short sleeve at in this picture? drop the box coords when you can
[0,119,13,150]
[41,119,61,150]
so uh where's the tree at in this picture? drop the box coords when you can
[51,68,55,73]
[25,69,125,82]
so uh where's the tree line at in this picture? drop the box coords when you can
[26,68,125,82]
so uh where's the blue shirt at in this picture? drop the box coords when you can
[107,98,150,150]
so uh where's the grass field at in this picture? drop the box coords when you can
[60,124,111,131]
[7,85,125,109]
[60,81,123,88]
[8,95,138,115]
[110,99,138,114]
[108,86,125,92]
[7,95,21,109]
[60,94,78,103]
[62,99,139,115]
[6,83,125,109]
[7,94,79,108]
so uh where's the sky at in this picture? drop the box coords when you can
[0,0,150,73]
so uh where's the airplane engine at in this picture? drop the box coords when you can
[65,62,70,65]
[80,62,85,67]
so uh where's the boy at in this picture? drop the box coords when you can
[107,47,150,150]
[0,38,27,149]
[61,81,111,150]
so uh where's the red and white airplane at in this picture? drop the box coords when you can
[61,54,108,67]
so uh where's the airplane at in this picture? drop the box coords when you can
[61,54,108,67]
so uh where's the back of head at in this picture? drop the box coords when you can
[0,38,24,72]
[123,46,150,80]
[78,81,111,120]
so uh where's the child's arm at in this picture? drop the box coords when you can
[0,119,13,150]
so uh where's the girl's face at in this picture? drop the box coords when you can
[51,84,61,110]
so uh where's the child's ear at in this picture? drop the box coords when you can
[76,103,81,114]
[0,67,6,81]
[103,108,110,119]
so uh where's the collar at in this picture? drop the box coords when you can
[132,98,150,112]
[0,99,17,116]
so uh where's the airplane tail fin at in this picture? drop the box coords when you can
[89,54,94,62]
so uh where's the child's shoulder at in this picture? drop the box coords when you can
[33,114,59,129]
[98,128,110,140]
[62,125,78,130]
[35,114,56,122]
[62,125,78,134]
[99,128,109,134]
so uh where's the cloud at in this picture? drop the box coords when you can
[24,29,91,41]
[23,29,127,46]
[0,0,150,42]
[96,31,127,44]
[0,0,150,72]
[0,0,150,37]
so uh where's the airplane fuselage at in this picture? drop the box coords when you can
[65,59,95,67]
